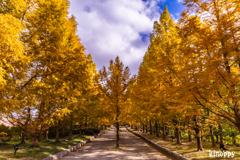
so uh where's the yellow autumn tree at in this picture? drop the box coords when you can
[178,0,240,134]
[3,0,90,147]
[96,56,134,147]
[0,0,28,113]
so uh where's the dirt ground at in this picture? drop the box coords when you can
[60,127,172,160]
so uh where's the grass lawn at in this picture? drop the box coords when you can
[0,134,92,160]
[129,128,240,160]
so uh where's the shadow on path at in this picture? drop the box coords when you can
[60,127,172,160]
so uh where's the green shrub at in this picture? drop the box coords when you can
[0,125,21,140]
[87,127,100,134]
[78,127,100,135]
[85,130,94,135]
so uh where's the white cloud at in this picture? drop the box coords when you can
[69,0,162,74]
[177,0,184,3]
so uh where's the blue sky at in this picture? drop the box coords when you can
[69,0,186,75]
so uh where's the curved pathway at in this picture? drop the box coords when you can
[60,127,171,160]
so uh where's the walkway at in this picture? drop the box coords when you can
[60,127,171,160]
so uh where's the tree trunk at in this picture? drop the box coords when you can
[159,123,161,134]
[146,125,148,133]
[131,125,133,129]
[85,116,88,133]
[22,106,30,144]
[176,127,181,144]
[219,123,223,145]
[21,132,26,144]
[194,116,203,151]
[55,128,60,142]
[142,124,145,133]
[116,104,120,147]
[61,126,65,138]
[210,125,215,147]
[32,134,39,147]
[155,121,159,137]
[150,120,152,135]
[196,130,203,151]
[173,119,181,144]
[79,125,82,136]
[208,110,215,147]
[55,121,60,142]
[216,135,219,143]
[45,128,49,140]
[163,123,166,140]
[61,114,65,138]
[174,128,177,139]
[69,112,73,139]
[188,130,192,142]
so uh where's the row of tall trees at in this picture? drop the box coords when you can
[0,0,135,148]
[0,0,111,147]
[2,0,239,151]
[129,0,240,151]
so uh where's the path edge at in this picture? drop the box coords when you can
[126,127,190,160]
[42,129,109,160]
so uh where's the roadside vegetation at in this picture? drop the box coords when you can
[1,0,240,159]
[0,134,92,160]
[129,128,240,159]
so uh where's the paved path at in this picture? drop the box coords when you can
[60,127,171,160]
